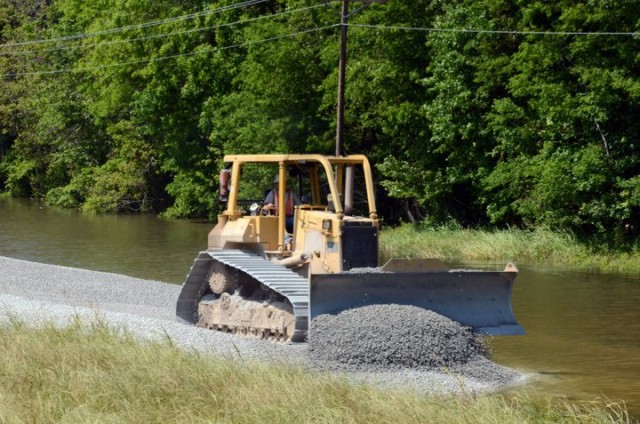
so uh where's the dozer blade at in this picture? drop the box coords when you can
[309,264,523,336]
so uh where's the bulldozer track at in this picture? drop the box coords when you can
[176,249,309,343]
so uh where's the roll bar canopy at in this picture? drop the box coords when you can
[222,154,378,221]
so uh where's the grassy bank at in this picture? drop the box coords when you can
[379,224,640,273]
[0,318,631,424]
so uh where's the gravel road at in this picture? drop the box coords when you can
[0,256,527,394]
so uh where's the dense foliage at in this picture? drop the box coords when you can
[1,0,639,243]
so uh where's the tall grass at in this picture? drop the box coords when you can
[380,223,640,273]
[0,318,631,423]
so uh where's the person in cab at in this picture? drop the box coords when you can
[263,174,301,233]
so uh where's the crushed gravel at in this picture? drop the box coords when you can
[0,255,527,395]
[309,305,486,370]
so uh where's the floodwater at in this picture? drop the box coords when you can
[0,198,210,283]
[1,198,639,415]
[492,268,640,413]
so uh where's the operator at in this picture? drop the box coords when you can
[263,174,301,233]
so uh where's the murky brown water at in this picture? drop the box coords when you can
[0,198,210,283]
[1,198,639,415]
[492,268,640,414]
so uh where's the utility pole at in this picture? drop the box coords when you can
[334,0,386,157]
[335,0,349,156]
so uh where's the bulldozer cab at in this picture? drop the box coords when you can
[209,154,380,272]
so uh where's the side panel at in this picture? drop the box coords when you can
[294,209,343,273]
[309,270,523,336]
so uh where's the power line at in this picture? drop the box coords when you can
[6,3,633,55]
[0,3,336,56]
[5,25,339,77]
[10,7,634,78]
[0,0,268,49]
[347,23,640,37]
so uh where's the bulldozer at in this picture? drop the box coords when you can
[176,154,523,342]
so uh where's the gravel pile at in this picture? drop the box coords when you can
[309,305,485,371]
[0,255,527,395]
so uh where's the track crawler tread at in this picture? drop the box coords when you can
[176,249,308,343]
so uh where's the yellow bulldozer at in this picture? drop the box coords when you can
[176,154,523,342]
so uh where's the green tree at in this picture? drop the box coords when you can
[479,0,640,239]
[203,0,337,157]
[2,0,640,245]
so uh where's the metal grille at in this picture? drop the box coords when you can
[341,225,378,270]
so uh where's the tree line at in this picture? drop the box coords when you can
[1,0,639,245]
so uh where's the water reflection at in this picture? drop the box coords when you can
[1,198,639,415]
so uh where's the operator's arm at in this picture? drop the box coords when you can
[264,190,275,204]
[263,189,276,213]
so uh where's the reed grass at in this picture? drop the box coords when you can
[379,223,640,273]
[0,318,631,423]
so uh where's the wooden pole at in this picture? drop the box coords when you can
[335,0,348,157]
[335,0,386,157]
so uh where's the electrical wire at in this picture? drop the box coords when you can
[4,24,338,77]
[0,3,337,56]
[347,23,640,37]
[0,0,268,49]
[4,2,633,55]
[6,5,636,78]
